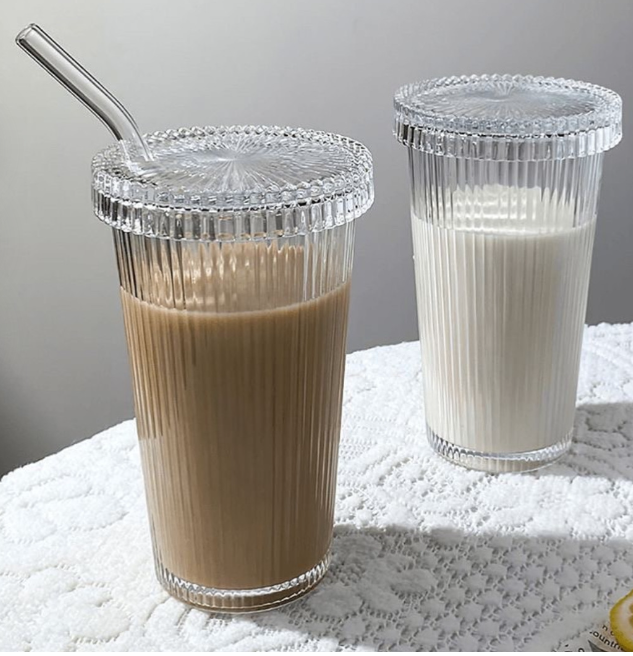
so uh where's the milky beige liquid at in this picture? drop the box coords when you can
[119,242,350,592]
[412,211,596,455]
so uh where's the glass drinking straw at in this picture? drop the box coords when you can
[16,23,153,163]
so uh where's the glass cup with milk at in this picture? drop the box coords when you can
[92,126,373,611]
[394,75,622,472]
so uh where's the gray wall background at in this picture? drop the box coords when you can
[1,0,632,476]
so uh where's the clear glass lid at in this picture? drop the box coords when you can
[92,125,374,240]
[394,74,622,160]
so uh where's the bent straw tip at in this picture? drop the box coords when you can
[15,21,153,163]
[15,23,41,47]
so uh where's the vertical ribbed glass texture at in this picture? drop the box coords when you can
[115,223,355,610]
[409,152,603,471]
[95,125,373,611]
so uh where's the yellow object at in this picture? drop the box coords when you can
[611,589,633,651]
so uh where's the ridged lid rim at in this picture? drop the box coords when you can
[394,74,622,161]
[91,125,374,241]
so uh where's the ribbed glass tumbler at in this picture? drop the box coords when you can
[394,75,622,472]
[92,126,374,611]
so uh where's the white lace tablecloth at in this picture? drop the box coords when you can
[1,323,633,651]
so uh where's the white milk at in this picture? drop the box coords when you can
[412,188,596,455]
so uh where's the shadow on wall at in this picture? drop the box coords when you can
[0,368,55,477]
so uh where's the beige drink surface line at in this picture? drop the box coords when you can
[412,215,596,454]
[121,279,350,591]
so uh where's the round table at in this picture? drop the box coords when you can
[1,324,633,651]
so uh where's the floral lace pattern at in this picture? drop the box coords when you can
[1,323,632,650]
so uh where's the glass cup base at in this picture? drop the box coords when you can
[155,553,330,613]
[427,425,572,473]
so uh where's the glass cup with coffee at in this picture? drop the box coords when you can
[92,126,374,611]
